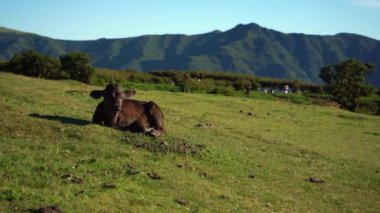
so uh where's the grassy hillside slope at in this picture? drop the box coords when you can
[0,72,379,212]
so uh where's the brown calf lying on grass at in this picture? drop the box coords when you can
[90,84,165,137]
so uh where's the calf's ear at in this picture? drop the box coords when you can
[90,90,104,99]
[123,89,136,98]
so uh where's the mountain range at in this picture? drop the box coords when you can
[0,23,379,87]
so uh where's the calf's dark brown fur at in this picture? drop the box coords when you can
[90,84,165,137]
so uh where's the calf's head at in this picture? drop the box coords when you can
[90,84,136,111]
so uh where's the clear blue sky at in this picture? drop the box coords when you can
[1,0,379,40]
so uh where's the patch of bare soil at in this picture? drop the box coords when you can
[102,183,116,189]
[61,174,83,184]
[124,133,205,155]
[311,98,340,108]
[194,122,212,128]
[175,198,189,206]
[125,164,139,175]
[147,172,162,180]
[248,172,256,179]
[30,205,62,213]
[306,177,325,184]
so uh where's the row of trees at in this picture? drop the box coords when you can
[0,50,94,83]
[0,50,377,113]
[93,59,378,113]
[149,70,322,93]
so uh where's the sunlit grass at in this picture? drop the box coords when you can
[0,72,379,212]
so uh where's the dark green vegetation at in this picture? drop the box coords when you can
[91,68,380,115]
[1,50,94,83]
[60,52,94,83]
[1,51,379,115]
[320,59,375,111]
[0,72,379,212]
[0,23,379,87]
[91,68,320,93]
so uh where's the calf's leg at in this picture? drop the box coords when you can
[92,103,105,125]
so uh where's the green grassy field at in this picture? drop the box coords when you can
[0,72,379,212]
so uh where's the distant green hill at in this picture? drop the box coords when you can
[0,23,379,87]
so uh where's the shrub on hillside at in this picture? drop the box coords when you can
[186,78,216,93]
[320,59,375,111]
[209,86,235,96]
[89,74,108,86]
[0,59,6,71]
[356,97,380,115]
[91,68,129,84]
[5,50,67,79]
[60,52,94,83]
[2,50,96,83]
